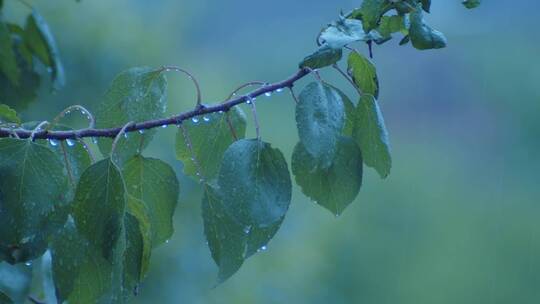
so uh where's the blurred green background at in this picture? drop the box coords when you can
[3,0,540,303]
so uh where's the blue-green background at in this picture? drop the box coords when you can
[4,1,540,303]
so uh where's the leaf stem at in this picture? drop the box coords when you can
[161,66,203,107]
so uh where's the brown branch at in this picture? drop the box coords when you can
[0,69,311,140]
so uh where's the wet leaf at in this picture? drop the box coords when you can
[299,45,342,69]
[409,4,447,50]
[296,81,345,168]
[176,107,246,181]
[348,51,379,98]
[0,21,19,85]
[0,104,20,124]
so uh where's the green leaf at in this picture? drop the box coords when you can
[218,139,292,227]
[73,158,126,261]
[296,81,345,168]
[202,184,246,282]
[51,219,112,303]
[96,67,167,165]
[0,262,32,303]
[0,291,13,304]
[0,45,40,111]
[202,183,285,282]
[462,0,481,9]
[421,0,432,12]
[319,18,368,49]
[24,10,65,89]
[376,15,406,41]
[352,94,391,178]
[409,5,447,50]
[292,137,363,216]
[0,139,69,263]
[327,85,355,136]
[358,0,388,32]
[175,108,246,181]
[123,155,179,247]
[299,45,343,69]
[0,21,20,85]
[0,104,20,124]
[347,51,379,98]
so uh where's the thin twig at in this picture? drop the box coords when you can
[48,105,96,131]
[226,81,266,100]
[162,66,203,108]
[0,69,311,140]
[248,97,261,139]
[179,123,205,183]
[289,86,300,104]
[332,64,362,95]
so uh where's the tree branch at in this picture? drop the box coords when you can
[0,68,311,140]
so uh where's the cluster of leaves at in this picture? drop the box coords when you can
[0,0,64,120]
[0,1,479,303]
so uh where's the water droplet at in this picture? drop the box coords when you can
[124,133,129,139]
[258,245,267,252]
[48,139,59,147]
[191,117,199,123]
[264,92,272,97]
[165,239,170,244]
[243,226,251,234]
[246,96,253,104]
[92,137,98,144]
[276,88,284,93]
[25,261,32,266]
[161,124,168,128]
[203,116,210,122]
[218,110,224,114]
[138,129,145,134]
[66,139,75,147]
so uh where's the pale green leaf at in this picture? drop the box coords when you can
[347,51,379,98]
[319,18,367,49]
[462,0,481,9]
[175,108,246,181]
[352,94,391,178]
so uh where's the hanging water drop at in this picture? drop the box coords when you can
[138,129,145,134]
[123,133,129,139]
[203,116,210,122]
[265,91,272,97]
[66,139,76,147]
[165,239,170,244]
[48,139,59,147]
[161,124,168,128]
[246,96,253,104]
[276,88,284,93]
[243,226,252,234]
[191,117,199,123]
[25,261,32,266]
[258,245,267,252]
[92,137,98,144]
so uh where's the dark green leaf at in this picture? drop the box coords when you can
[202,184,246,282]
[0,104,20,124]
[296,81,345,168]
[96,67,167,165]
[0,291,13,304]
[175,108,246,181]
[0,262,32,303]
[352,94,391,178]
[24,10,65,89]
[299,45,343,69]
[327,85,355,136]
[409,5,447,50]
[462,0,481,9]
[0,139,69,263]
[347,51,379,98]
[218,139,292,227]
[123,155,179,247]
[399,35,410,46]
[0,44,40,111]
[202,183,285,282]
[421,0,432,12]
[73,159,125,261]
[292,137,363,216]
[0,21,20,85]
